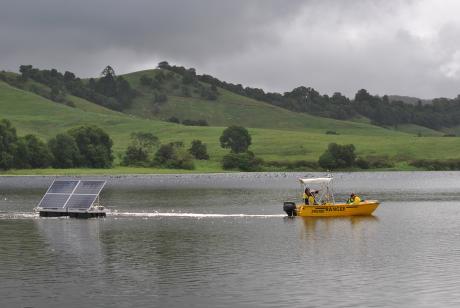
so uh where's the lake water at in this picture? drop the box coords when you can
[1,172,460,307]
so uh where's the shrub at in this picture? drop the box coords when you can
[222,151,262,171]
[167,116,180,124]
[121,132,159,166]
[154,142,194,169]
[318,143,356,170]
[182,119,209,126]
[122,146,149,166]
[355,157,370,169]
[189,140,209,160]
[356,155,394,169]
[318,150,337,170]
[409,159,460,170]
[326,130,339,135]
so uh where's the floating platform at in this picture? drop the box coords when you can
[38,209,106,218]
[35,180,107,219]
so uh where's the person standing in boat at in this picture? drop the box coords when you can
[303,188,317,205]
[347,193,361,205]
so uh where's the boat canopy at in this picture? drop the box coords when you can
[299,177,332,185]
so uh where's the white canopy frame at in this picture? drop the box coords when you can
[299,177,335,205]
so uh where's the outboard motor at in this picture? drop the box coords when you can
[283,202,297,217]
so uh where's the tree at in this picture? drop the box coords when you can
[48,133,81,168]
[0,119,18,170]
[63,71,76,82]
[158,61,170,69]
[220,126,252,153]
[354,89,373,102]
[19,65,33,81]
[182,68,196,85]
[154,142,194,169]
[96,66,117,98]
[122,132,159,166]
[189,140,209,160]
[318,143,356,170]
[14,135,52,168]
[101,65,116,78]
[116,76,135,108]
[140,75,153,86]
[318,150,336,170]
[154,143,175,165]
[131,132,159,150]
[68,126,113,168]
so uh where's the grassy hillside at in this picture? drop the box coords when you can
[122,70,399,136]
[1,80,460,173]
[391,124,443,137]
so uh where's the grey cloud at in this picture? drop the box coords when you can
[0,0,304,73]
[1,0,460,98]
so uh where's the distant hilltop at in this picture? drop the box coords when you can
[1,61,460,133]
[388,95,432,105]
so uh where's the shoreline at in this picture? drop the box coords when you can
[0,163,426,176]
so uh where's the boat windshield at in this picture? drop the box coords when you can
[299,177,335,205]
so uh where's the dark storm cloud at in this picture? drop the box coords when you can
[2,0,460,98]
[0,0,304,74]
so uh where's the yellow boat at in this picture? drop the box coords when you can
[283,177,379,217]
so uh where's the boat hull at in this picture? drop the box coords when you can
[295,200,379,217]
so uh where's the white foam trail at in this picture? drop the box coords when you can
[0,212,39,219]
[0,211,285,219]
[108,212,285,218]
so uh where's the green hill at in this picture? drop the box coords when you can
[122,69,393,135]
[2,79,460,174]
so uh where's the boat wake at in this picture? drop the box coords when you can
[0,211,40,219]
[0,211,285,219]
[108,211,285,218]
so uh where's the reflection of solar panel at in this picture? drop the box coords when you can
[36,180,106,217]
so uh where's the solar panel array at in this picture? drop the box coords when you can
[37,180,106,210]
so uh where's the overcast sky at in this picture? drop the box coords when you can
[2,0,460,98]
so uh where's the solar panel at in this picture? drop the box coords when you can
[65,194,98,210]
[37,194,71,209]
[73,181,105,195]
[47,180,79,194]
[37,180,106,212]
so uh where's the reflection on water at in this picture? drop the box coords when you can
[1,172,460,307]
[299,215,379,234]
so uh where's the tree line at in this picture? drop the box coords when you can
[158,62,460,130]
[0,119,211,171]
[0,120,113,170]
[3,119,457,171]
[0,65,136,111]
